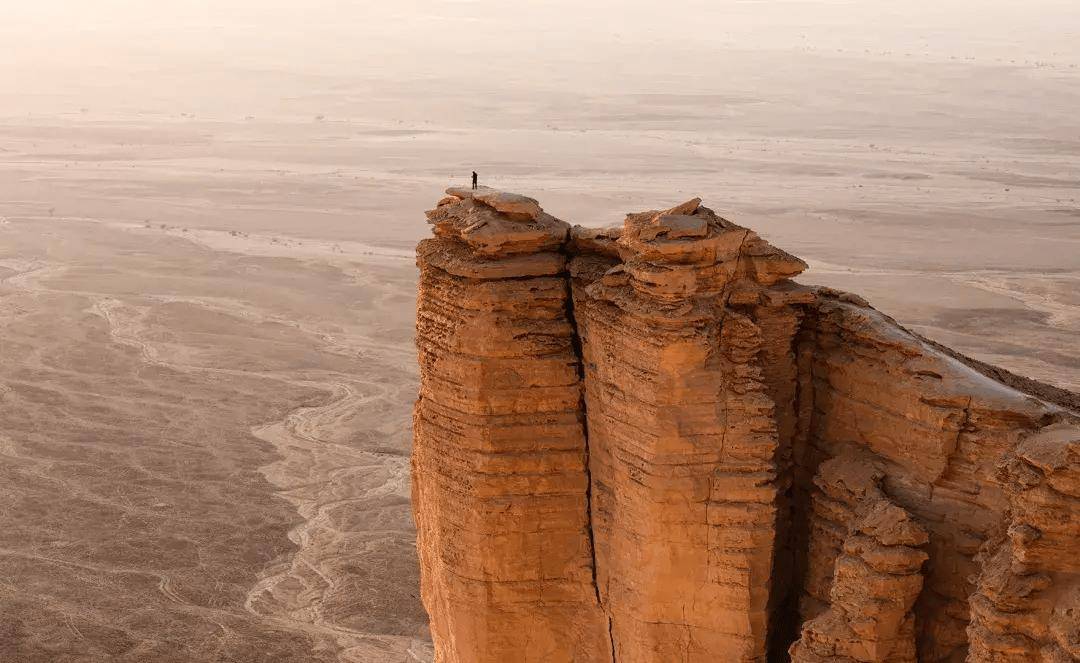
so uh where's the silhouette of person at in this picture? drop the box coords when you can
[472,171,478,190]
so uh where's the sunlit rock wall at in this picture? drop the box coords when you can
[569,199,806,662]
[411,187,1080,663]
[412,189,611,662]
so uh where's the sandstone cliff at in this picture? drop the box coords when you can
[412,187,1080,662]
[412,188,611,661]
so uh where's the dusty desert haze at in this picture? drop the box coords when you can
[0,1,1078,661]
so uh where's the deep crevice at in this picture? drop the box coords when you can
[563,271,599,590]
[608,616,617,663]
[766,307,821,662]
[561,257,615,662]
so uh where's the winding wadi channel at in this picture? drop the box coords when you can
[0,216,429,662]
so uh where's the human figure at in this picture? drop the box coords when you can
[472,171,478,190]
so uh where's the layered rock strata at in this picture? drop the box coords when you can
[569,199,807,662]
[789,452,929,662]
[412,189,611,662]
[967,424,1079,661]
[411,187,1080,663]
[796,295,1077,662]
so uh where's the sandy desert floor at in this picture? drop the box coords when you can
[1,1,1078,661]
[0,217,427,661]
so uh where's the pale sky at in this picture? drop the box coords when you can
[2,0,1078,118]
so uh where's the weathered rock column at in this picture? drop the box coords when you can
[789,451,929,663]
[568,200,807,662]
[412,188,611,662]
[798,295,1076,661]
[967,423,1080,662]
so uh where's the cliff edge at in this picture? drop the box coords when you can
[412,187,1080,662]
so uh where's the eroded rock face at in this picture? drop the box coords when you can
[411,188,1080,663]
[789,452,929,662]
[796,295,1077,662]
[967,424,1080,661]
[569,200,807,662]
[412,192,611,662]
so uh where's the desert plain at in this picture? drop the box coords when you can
[1,1,1078,661]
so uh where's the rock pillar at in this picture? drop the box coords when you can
[412,188,612,662]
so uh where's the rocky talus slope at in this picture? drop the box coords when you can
[412,188,1080,663]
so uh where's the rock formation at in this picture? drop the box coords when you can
[412,187,1080,662]
[967,424,1079,661]
[569,198,806,662]
[789,451,929,662]
[412,188,611,662]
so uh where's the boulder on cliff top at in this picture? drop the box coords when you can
[616,198,809,285]
[445,186,543,219]
[426,188,568,257]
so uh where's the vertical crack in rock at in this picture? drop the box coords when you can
[564,257,616,663]
[412,187,1080,663]
[566,229,625,662]
[748,279,816,662]
[608,616,619,663]
[772,306,822,661]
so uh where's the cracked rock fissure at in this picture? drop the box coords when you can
[412,187,1080,663]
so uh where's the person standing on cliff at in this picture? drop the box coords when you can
[472,171,478,190]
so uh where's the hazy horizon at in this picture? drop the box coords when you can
[4,0,1080,119]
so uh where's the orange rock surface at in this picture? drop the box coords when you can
[412,190,611,662]
[412,188,1080,662]
[789,451,929,662]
